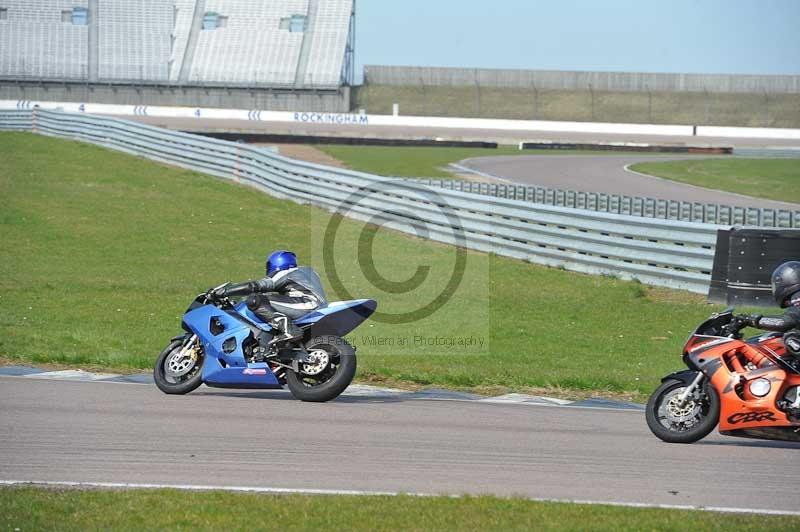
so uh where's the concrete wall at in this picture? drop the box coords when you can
[365,65,800,94]
[0,80,351,112]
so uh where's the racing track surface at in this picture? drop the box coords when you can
[461,154,800,209]
[2,377,799,513]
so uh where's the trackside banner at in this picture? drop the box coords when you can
[2,99,800,139]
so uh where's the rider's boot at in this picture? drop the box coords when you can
[268,313,303,345]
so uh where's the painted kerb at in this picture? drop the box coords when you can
[1,109,722,294]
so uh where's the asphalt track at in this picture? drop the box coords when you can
[2,376,799,513]
[461,154,800,209]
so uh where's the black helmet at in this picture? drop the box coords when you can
[771,261,800,308]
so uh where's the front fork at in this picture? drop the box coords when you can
[175,334,199,360]
[677,372,706,406]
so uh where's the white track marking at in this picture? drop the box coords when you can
[479,393,574,406]
[21,370,121,381]
[2,480,798,516]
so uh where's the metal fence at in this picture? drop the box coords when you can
[412,178,800,229]
[1,109,722,294]
[365,66,800,93]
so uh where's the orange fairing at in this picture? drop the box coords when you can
[688,338,798,432]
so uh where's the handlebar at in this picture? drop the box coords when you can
[720,314,756,338]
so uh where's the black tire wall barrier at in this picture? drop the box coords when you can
[709,228,800,307]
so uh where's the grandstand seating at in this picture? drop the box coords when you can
[189,0,309,86]
[300,0,353,87]
[0,1,89,79]
[97,0,173,81]
[0,0,354,88]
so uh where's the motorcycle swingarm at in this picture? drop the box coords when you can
[272,348,314,372]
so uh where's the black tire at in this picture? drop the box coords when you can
[285,336,356,402]
[646,378,719,444]
[153,337,204,395]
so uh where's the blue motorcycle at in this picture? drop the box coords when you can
[154,284,377,402]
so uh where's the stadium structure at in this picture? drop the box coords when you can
[1,1,798,126]
[0,0,355,111]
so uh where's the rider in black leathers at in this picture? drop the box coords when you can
[212,251,327,343]
[733,261,800,356]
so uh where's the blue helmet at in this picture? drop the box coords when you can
[266,250,297,277]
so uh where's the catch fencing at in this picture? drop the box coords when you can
[412,178,800,229]
[1,109,723,294]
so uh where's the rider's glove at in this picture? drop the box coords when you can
[740,314,762,328]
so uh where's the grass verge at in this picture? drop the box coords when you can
[630,159,800,204]
[354,85,800,128]
[2,487,797,531]
[2,132,763,398]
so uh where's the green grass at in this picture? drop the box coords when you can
[630,159,800,204]
[354,85,800,128]
[1,132,757,398]
[2,488,797,531]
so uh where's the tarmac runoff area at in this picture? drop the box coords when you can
[1,368,799,515]
[458,154,800,210]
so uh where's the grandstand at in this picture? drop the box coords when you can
[0,0,355,89]
[0,1,89,79]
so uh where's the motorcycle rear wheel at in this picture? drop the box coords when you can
[646,378,719,444]
[285,336,356,402]
[154,337,204,395]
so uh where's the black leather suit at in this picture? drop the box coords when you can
[741,295,800,356]
[221,266,328,320]
[750,306,800,333]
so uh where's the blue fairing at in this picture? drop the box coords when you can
[181,298,376,389]
[182,303,281,389]
[233,301,269,326]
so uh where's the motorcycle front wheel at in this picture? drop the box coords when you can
[285,335,356,402]
[153,336,204,395]
[646,378,719,444]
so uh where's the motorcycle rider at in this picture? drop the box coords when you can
[211,250,327,343]
[733,261,800,355]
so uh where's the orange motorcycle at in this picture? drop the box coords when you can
[646,309,800,443]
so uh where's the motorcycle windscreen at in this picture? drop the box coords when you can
[295,299,377,338]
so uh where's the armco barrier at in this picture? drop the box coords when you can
[1,109,722,294]
[413,178,800,229]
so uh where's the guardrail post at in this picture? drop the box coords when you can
[234,145,241,182]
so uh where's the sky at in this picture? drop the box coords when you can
[354,0,800,77]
